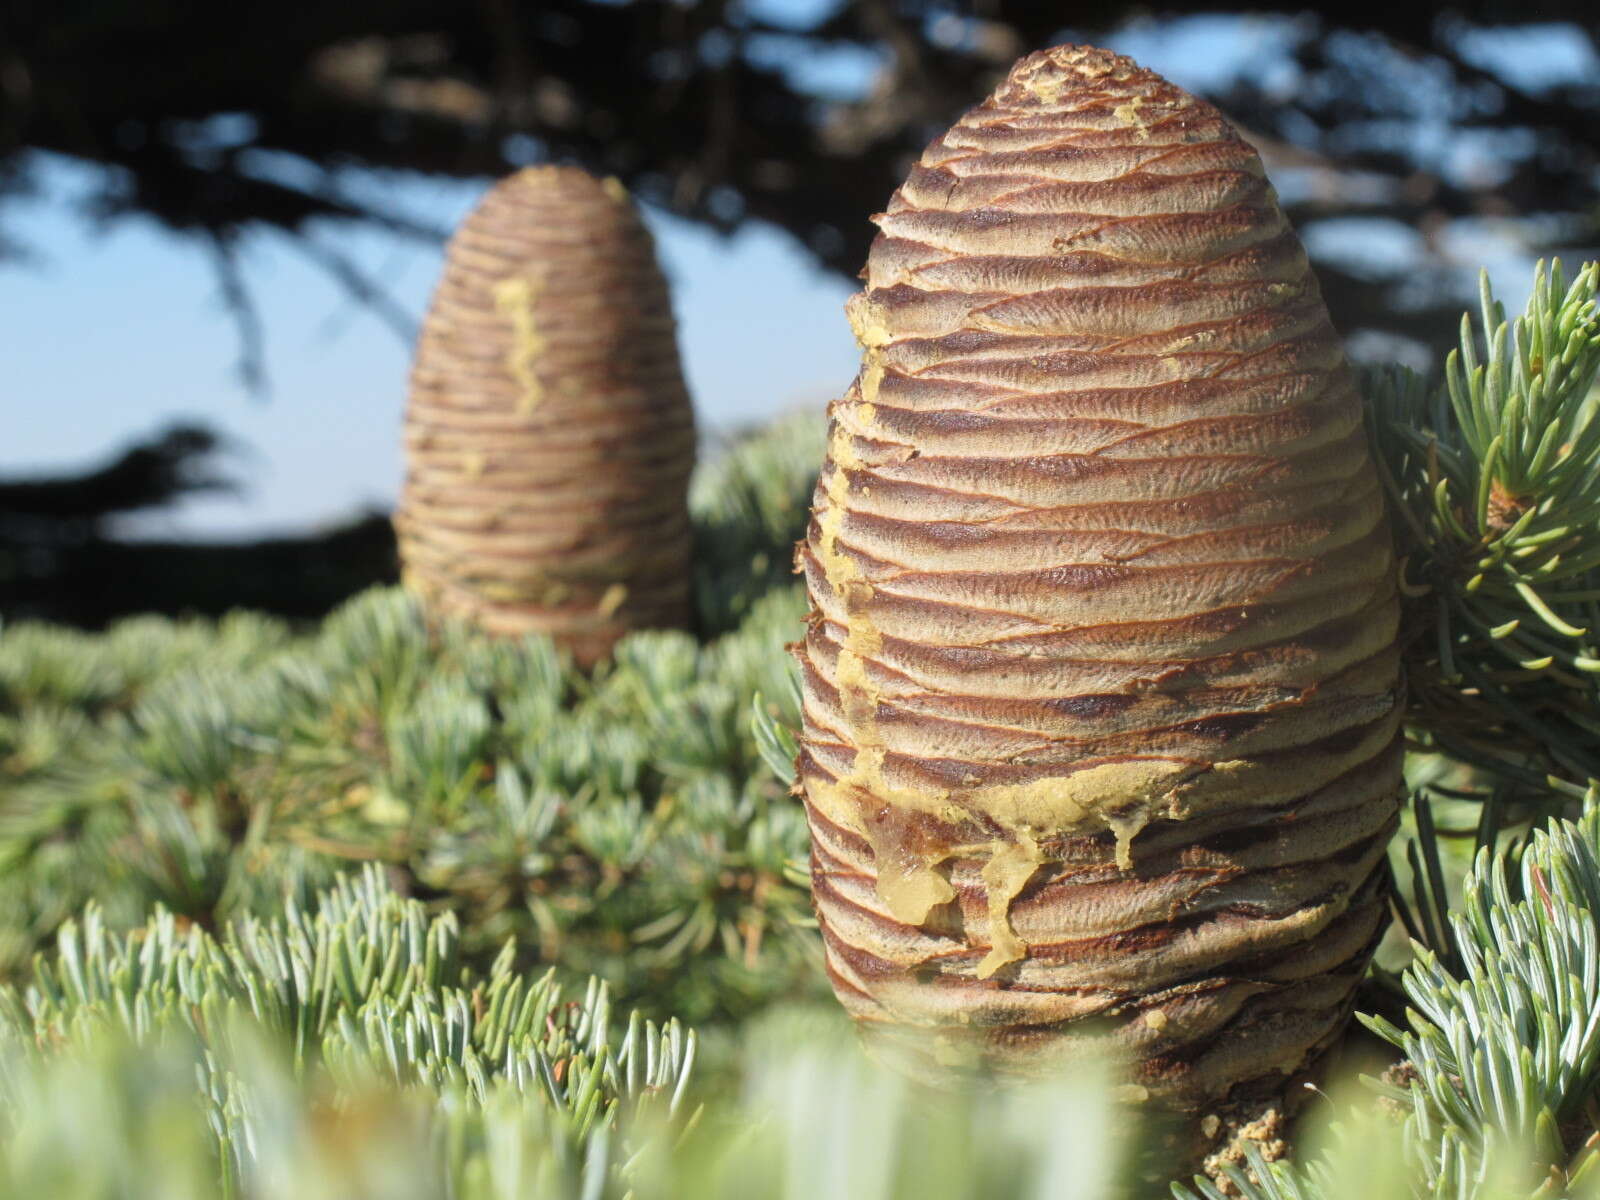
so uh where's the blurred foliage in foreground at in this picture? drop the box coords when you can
[10,800,1600,1197]
[4,263,1600,1195]
[0,865,1133,1199]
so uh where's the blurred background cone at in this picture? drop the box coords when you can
[397,167,696,666]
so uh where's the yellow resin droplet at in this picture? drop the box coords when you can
[967,759,1196,840]
[875,844,957,926]
[1112,100,1150,138]
[597,583,628,617]
[859,353,885,406]
[1106,806,1152,872]
[846,295,892,348]
[975,833,1044,978]
[492,274,546,413]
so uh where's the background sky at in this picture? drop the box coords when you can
[5,14,1591,542]
[2,161,860,540]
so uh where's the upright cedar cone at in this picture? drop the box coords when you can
[796,45,1402,1128]
[396,167,695,666]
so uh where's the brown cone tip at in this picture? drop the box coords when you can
[396,166,696,666]
[795,43,1402,1131]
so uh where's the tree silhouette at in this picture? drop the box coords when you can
[0,426,394,624]
[2,2,1596,378]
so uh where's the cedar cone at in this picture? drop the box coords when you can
[794,45,1403,1131]
[396,167,696,666]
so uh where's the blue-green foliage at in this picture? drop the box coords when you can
[0,419,823,1024]
[0,866,694,1198]
[1367,261,1600,800]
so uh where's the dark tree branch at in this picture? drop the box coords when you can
[204,231,267,396]
[0,424,236,527]
[284,234,419,347]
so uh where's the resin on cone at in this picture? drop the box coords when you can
[397,167,695,666]
[795,45,1402,1127]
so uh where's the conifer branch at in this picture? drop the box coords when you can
[1369,260,1600,802]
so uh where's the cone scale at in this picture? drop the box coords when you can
[795,45,1402,1129]
[397,167,695,666]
